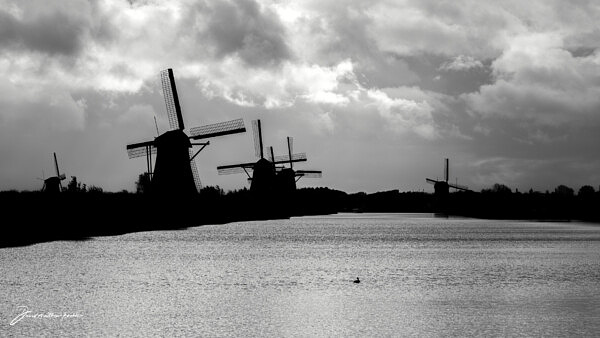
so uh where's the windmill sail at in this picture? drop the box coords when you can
[287,137,294,169]
[160,68,184,131]
[448,182,470,191]
[266,146,274,162]
[252,120,263,159]
[217,156,307,175]
[54,152,66,180]
[54,153,60,177]
[190,118,246,139]
[126,140,157,159]
[217,163,255,175]
[444,158,449,182]
[273,153,306,163]
[296,170,322,178]
[189,149,202,192]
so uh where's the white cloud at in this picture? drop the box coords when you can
[194,59,356,108]
[366,88,438,139]
[466,33,600,126]
[439,55,483,72]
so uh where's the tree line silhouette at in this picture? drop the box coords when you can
[1,177,598,248]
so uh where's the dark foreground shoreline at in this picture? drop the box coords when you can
[1,187,598,248]
[0,188,343,248]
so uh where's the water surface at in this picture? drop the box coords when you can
[1,213,599,336]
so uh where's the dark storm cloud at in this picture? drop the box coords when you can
[294,3,420,88]
[0,8,85,56]
[197,0,291,67]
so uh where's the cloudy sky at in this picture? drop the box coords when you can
[1,0,599,193]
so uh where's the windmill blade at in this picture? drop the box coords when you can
[217,166,254,175]
[273,157,307,165]
[266,146,274,162]
[444,158,449,183]
[251,120,263,159]
[53,152,60,177]
[296,170,322,178]
[426,178,439,185]
[189,118,246,140]
[216,162,255,175]
[189,149,202,192]
[217,161,256,170]
[160,68,184,131]
[448,183,470,191]
[273,152,306,163]
[286,136,294,169]
[288,137,293,155]
[126,146,157,159]
[126,140,156,159]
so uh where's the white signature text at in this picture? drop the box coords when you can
[10,306,83,326]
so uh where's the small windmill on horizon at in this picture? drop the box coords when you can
[41,152,66,193]
[426,158,471,196]
[216,119,308,194]
[126,68,246,195]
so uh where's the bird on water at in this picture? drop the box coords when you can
[353,277,360,284]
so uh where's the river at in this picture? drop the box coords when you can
[1,213,599,336]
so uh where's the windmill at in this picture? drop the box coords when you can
[41,152,66,193]
[216,119,307,194]
[272,137,322,193]
[126,68,246,195]
[426,158,470,196]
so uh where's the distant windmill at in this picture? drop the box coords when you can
[426,158,470,196]
[41,152,66,193]
[126,68,246,195]
[272,137,322,193]
[216,120,307,193]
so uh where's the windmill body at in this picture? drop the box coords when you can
[432,181,450,196]
[275,136,297,193]
[43,177,63,193]
[42,152,66,193]
[276,167,296,193]
[151,129,196,195]
[249,120,276,194]
[250,158,277,194]
[126,68,246,196]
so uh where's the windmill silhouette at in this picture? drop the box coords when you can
[126,68,246,195]
[426,158,470,196]
[271,137,322,193]
[41,152,66,193]
[216,119,307,194]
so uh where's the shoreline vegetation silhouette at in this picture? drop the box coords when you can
[1,177,598,248]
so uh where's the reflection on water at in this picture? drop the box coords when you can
[1,213,600,336]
